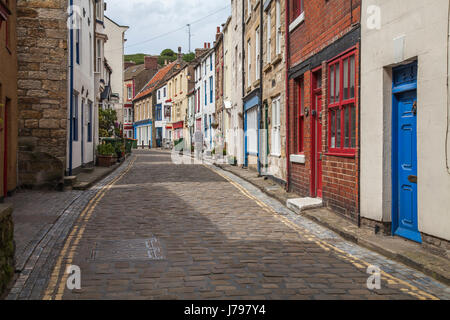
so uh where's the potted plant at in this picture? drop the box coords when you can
[97,143,116,167]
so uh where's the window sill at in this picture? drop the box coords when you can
[325,152,356,159]
[263,63,272,73]
[271,54,282,67]
[254,0,260,12]
[252,79,261,87]
[290,154,305,164]
[270,153,282,158]
[289,11,305,33]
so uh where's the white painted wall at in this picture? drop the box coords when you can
[361,0,450,241]
[195,49,216,150]
[68,0,96,171]
[156,85,170,142]
[230,0,244,165]
[104,16,128,127]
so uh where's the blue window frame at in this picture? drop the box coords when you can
[209,76,213,103]
[75,19,81,65]
[156,104,162,121]
[204,80,207,106]
[87,101,92,142]
[210,55,212,71]
[73,92,79,141]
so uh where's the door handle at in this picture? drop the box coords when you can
[408,175,417,184]
[412,101,417,116]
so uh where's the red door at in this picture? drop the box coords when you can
[311,69,323,198]
[315,94,323,198]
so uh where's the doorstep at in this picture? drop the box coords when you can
[300,208,450,286]
[287,197,323,212]
[215,162,450,286]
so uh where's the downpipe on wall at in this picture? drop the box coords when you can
[68,0,74,176]
[446,0,450,174]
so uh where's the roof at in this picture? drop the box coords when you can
[124,64,146,81]
[105,16,129,30]
[133,62,178,102]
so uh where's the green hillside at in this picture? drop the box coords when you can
[124,53,147,65]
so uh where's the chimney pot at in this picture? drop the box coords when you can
[217,26,221,34]
[208,43,210,49]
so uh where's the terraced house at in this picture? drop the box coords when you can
[360,0,450,248]
[166,51,195,150]
[243,0,262,171]
[262,0,286,183]
[132,61,178,148]
[286,0,361,219]
[194,45,215,152]
[123,56,159,139]
[16,0,106,185]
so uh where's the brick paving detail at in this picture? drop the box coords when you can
[7,150,450,300]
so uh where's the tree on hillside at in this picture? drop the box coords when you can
[183,52,195,63]
[158,48,177,66]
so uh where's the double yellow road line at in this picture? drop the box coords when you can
[43,156,137,300]
[208,165,439,300]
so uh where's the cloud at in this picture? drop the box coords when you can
[105,0,231,55]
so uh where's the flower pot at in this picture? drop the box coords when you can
[97,155,113,167]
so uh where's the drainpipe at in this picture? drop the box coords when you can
[285,0,290,191]
[446,1,450,174]
[357,35,362,227]
[242,0,245,167]
[258,1,263,175]
[68,0,74,176]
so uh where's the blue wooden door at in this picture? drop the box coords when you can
[393,89,421,243]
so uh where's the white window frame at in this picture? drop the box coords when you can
[267,10,272,64]
[271,97,281,156]
[255,27,260,80]
[276,0,282,55]
[247,39,251,87]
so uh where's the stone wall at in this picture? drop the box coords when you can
[0,204,14,297]
[16,0,68,188]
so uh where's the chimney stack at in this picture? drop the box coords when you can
[144,56,158,70]
[177,46,182,61]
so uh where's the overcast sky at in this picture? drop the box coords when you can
[105,0,231,55]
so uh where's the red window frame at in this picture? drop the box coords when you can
[327,48,357,156]
[290,0,304,24]
[297,77,305,153]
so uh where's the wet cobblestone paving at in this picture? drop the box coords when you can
[7,150,450,300]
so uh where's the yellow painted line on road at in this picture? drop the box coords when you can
[43,156,137,300]
[208,165,439,300]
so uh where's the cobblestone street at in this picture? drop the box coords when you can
[7,150,450,300]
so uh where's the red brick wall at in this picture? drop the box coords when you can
[287,0,361,220]
[289,0,361,69]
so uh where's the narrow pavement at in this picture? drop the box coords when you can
[8,150,450,300]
